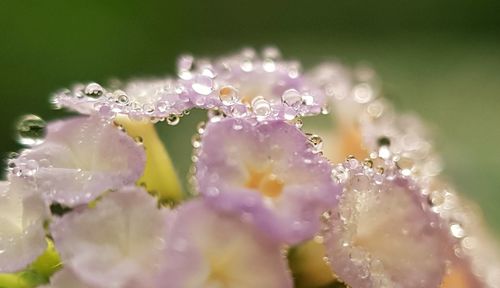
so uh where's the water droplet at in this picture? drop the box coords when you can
[378,145,391,159]
[201,67,217,78]
[251,96,271,118]
[114,90,129,104]
[281,89,302,108]
[84,83,104,98]
[17,115,47,146]
[301,93,314,105]
[353,83,373,104]
[196,122,206,134]
[192,75,214,95]
[307,134,323,152]
[207,109,225,122]
[240,59,254,72]
[219,86,238,105]
[345,155,359,169]
[166,114,180,126]
[450,223,466,238]
[428,190,445,207]
[143,103,155,114]
[294,118,303,128]
[191,134,201,148]
[263,58,276,72]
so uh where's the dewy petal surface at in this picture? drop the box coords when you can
[323,160,448,288]
[13,115,146,206]
[51,187,169,288]
[52,78,192,121]
[195,117,339,244]
[156,199,292,288]
[0,177,48,273]
[179,48,327,120]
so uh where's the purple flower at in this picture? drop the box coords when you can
[323,158,449,288]
[195,117,340,244]
[11,115,146,207]
[179,48,327,121]
[156,199,293,288]
[51,186,170,288]
[0,177,48,273]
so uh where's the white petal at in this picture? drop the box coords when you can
[51,187,169,288]
[0,178,48,272]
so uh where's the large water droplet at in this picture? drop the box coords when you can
[17,115,47,146]
[307,134,323,153]
[192,75,214,95]
[219,86,238,105]
[84,83,104,98]
[166,114,180,126]
[251,96,271,118]
[281,89,302,108]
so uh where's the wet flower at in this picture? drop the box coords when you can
[179,48,328,121]
[156,199,293,288]
[52,78,192,121]
[0,177,48,273]
[323,158,449,288]
[195,117,340,244]
[427,181,500,288]
[1,47,498,288]
[11,115,146,207]
[50,186,169,288]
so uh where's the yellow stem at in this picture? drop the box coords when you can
[116,117,183,203]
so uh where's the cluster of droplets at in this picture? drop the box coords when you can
[424,182,500,287]
[176,47,328,121]
[52,80,191,125]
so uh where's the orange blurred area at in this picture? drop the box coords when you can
[440,263,481,288]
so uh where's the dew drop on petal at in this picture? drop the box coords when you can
[251,96,271,118]
[192,75,214,95]
[353,83,373,104]
[16,114,47,146]
[450,223,466,238]
[294,118,303,128]
[191,134,202,148]
[308,134,324,153]
[219,86,238,105]
[115,90,129,104]
[84,82,104,98]
[281,89,302,108]
[166,114,180,126]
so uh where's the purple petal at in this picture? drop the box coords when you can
[195,118,340,244]
[12,115,145,206]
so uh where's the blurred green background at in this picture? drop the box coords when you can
[0,0,499,233]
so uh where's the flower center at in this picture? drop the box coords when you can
[245,167,284,198]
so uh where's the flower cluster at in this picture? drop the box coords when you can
[1,48,499,288]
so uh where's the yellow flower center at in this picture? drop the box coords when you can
[245,167,284,199]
